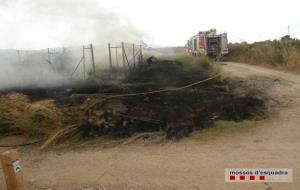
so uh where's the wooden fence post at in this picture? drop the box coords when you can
[108,43,112,69]
[121,42,125,68]
[90,43,96,75]
[132,43,135,67]
[82,45,86,80]
[0,150,26,190]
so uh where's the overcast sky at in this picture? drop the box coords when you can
[0,0,299,49]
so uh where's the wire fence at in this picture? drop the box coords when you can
[0,42,145,85]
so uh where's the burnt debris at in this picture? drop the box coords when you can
[0,58,265,143]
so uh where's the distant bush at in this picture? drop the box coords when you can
[173,54,212,70]
[155,54,216,74]
[271,52,284,64]
[225,36,300,73]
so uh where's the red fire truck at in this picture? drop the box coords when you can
[186,29,228,58]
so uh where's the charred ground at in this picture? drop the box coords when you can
[0,56,266,147]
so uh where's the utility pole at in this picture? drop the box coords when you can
[288,25,290,36]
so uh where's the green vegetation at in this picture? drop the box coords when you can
[171,54,212,70]
[213,120,254,132]
[190,120,255,140]
[225,35,300,73]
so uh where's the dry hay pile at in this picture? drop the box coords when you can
[0,94,64,137]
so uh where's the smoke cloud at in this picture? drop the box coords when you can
[0,0,146,89]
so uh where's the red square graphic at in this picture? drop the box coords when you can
[250,176,255,180]
[259,176,265,180]
[240,176,245,180]
[230,176,235,180]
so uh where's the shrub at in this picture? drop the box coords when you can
[225,37,300,72]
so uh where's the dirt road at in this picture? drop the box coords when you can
[1,62,300,190]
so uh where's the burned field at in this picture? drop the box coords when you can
[0,56,265,147]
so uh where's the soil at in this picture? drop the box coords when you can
[1,62,300,190]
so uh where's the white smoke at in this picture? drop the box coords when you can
[0,0,146,89]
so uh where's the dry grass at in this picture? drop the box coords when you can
[225,36,300,73]
[0,94,64,137]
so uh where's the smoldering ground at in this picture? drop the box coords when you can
[0,0,146,89]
